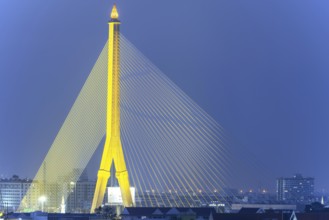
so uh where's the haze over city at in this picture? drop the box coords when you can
[1,0,329,194]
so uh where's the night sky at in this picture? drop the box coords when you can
[1,1,329,192]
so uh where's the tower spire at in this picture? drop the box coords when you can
[110,4,119,20]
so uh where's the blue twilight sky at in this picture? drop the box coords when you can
[1,0,329,192]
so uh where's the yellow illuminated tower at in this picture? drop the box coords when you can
[91,4,133,212]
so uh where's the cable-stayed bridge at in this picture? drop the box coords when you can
[19,6,233,213]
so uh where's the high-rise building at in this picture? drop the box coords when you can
[66,180,96,213]
[0,176,40,212]
[277,174,314,203]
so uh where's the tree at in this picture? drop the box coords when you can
[94,205,115,219]
[304,202,324,213]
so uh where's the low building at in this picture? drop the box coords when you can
[210,211,298,220]
[121,207,216,220]
[231,203,297,212]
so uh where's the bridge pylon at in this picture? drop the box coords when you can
[91,4,133,212]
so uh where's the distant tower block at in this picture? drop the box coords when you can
[91,5,133,212]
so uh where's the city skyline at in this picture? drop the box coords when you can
[1,1,329,193]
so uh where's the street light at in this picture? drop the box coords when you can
[38,196,47,212]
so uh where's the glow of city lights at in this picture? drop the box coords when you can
[38,196,47,212]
